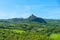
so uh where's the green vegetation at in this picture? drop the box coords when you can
[0,15,60,40]
[50,34,60,40]
[0,29,54,40]
[11,29,25,33]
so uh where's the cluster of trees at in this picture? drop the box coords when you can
[0,22,60,34]
[0,29,54,40]
[0,18,60,40]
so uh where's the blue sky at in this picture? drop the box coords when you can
[0,0,60,19]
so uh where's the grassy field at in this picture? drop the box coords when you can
[0,29,25,34]
[10,29,25,33]
[50,34,60,40]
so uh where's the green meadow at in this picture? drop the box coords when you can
[50,34,60,40]
[10,29,25,33]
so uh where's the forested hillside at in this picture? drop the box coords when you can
[0,15,60,40]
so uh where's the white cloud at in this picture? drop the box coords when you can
[0,11,7,19]
[21,6,31,18]
[0,10,17,19]
[24,6,30,12]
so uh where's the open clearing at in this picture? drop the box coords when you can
[0,29,25,34]
[50,34,60,40]
[11,29,25,33]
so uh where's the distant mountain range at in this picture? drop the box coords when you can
[0,14,60,24]
[0,14,47,24]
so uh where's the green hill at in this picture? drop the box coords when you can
[0,15,60,40]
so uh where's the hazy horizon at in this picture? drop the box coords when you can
[0,0,60,19]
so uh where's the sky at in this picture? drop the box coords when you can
[0,0,60,19]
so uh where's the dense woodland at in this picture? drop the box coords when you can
[0,15,60,40]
